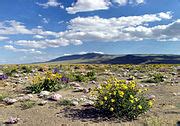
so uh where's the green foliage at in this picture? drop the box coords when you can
[66,71,96,82]
[20,100,36,110]
[21,65,32,73]
[3,66,18,76]
[27,72,68,93]
[94,78,153,120]
[74,74,86,82]
[86,71,97,81]
[0,94,7,101]
[144,73,165,83]
[144,117,162,126]
[58,99,74,106]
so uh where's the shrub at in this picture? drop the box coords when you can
[20,100,36,110]
[58,99,74,106]
[74,74,86,82]
[94,77,153,120]
[144,73,165,83]
[27,72,69,93]
[21,65,32,73]
[86,71,97,81]
[3,66,18,76]
[0,94,7,101]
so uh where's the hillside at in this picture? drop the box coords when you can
[47,53,180,64]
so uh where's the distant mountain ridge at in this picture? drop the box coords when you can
[47,53,180,64]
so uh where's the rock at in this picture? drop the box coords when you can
[139,84,144,88]
[173,93,177,96]
[173,92,180,96]
[5,117,20,124]
[71,100,79,106]
[73,87,84,92]
[38,100,48,106]
[82,100,94,107]
[91,80,96,84]
[17,94,33,101]
[127,76,135,80]
[49,94,62,101]
[144,84,149,87]
[83,88,89,93]
[148,95,156,100]
[69,82,81,87]
[14,74,20,78]
[171,72,177,75]
[39,91,50,97]
[3,98,17,105]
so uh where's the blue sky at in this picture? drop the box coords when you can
[0,0,180,64]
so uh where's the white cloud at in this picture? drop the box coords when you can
[3,45,42,54]
[0,20,32,34]
[15,38,82,49]
[135,0,145,4]
[33,35,45,39]
[0,20,58,37]
[42,18,49,24]
[93,51,104,54]
[66,0,110,14]
[158,12,172,19]
[0,36,9,41]
[6,11,180,50]
[36,0,64,8]
[113,0,128,5]
[12,11,180,49]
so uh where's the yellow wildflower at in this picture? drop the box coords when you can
[134,98,138,102]
[118,91,124,97]
[129,100,134,103]
[100,101,104,105]
[121,84,128,90]
[111,99,115,103]
[148,101,153,107]
[104,96,108,101]
[130,95,134,99]
[110,107,114,111]
[138,105,142,109]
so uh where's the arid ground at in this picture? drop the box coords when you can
[0,64,180,126]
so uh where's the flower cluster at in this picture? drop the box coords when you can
[28,72,69,93]
[0,74,8,80]
[94,77,153,119]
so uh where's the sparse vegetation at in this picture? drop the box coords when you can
[27,72,69,93]
[20,100,36,110]
[94,77,153,119]
[58,99,74,106]
[143,73,165,83]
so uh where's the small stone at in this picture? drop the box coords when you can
[71,100,79,106]
[3,98,17,105]
[50,94,62,101]
[14,74,20,78]
[38,100,48,106]
[69,82,81,87]
[73,87,84,92]
[6,117,20,124]
[144,84,149,87]
[148,95,156,100]
[39,91,50,97]
[82,100,94,107]
[173,93,177,96]
[91,81,96,84]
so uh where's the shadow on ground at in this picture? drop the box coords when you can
[58,106,128,123]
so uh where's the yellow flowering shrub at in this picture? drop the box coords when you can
[27,72,68,93]
[94,77,153,119]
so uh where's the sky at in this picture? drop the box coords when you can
[0,0,180,64]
